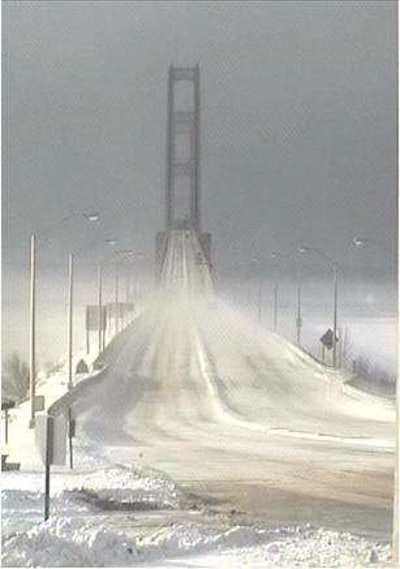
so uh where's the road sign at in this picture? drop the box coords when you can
[320,329,339,350]
[106,302,135,317]
[35,413,67,466]
[86,306,107,331]
[33,395,45,412]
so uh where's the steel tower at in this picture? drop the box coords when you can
[165,65,200,230]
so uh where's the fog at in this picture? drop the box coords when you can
[2,1,397,372]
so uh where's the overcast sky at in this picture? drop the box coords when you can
[3,0,397,276]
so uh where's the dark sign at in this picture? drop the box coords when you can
[86,306,107,331]
[320,329,339,350]
[33,395,45,412]
[106,303,135,317]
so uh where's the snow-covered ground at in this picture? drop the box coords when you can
[2,457,392,567]
[2,231,396,567]
[221,275,397,376]
[3,516,391,567]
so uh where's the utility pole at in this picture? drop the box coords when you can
[29,234,36,428]
[102,306,107,351]
[126,268,130,325]
[67,254,74,469]
[393,373,400,563]
[273,281,278,332]
[115,260,119,336]
[296,259,302,345]
[97,264,103,355]
[67,254,74,390]
[296,281,302,345]
[299,245,340,368]
[257,277,262,323]
[332,265,338,368]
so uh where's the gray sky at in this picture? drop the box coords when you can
[3,0,397,276]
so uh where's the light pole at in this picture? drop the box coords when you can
[299,245,339,368]
[28,211,100,427]
[249,257,262,323]
[115,251,146,329]
[67,253,74,469]
[66,232,127,469]
[271,251,302,343]
[353,236,398,560]
[96,239,118,354]
[97,248,143,348]
[97,264,103,354]
[66,221,103,467]
[273,276,278,332]
[29,234,36,428]
[296,263,302,345]
[269,253,279,332]
[115,258,120,336]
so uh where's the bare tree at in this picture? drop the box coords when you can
[2,352,29,402]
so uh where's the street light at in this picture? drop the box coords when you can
[104,238,118,247]
[28,210,100,427]
[96,240,120,353]
[352,235,399,558]
[298,245,339,368]
[83,212,100,222]
[353,236,394,254]
[269,253,280,332]
[271,251,302,344]
[96,248,144,350]
[66,235,119,468]
[249,257,262,323]
[67,253,74,469]
[114,251,146,331]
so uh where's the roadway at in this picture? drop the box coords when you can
[71,230,395,538]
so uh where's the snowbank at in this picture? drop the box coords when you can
[61,464,191,510]
[2,519,390,567]
[2,464,195,537]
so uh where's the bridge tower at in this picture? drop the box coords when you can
[166,65,201,231]
[156,65,211,280]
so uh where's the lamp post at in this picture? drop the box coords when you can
[115,251,141,325]
[352,236,398,560]
[115,258,120,336]
[296,264,302,345]
[353,236,396,257]
[299,245,339,368]
[269,253,280,332]
[271,251,302,344]
[96,239,119,353]
[249,257,262,323]
[115,251,146,329]
[29,234,36,428]
[66,220,103,468]
[28,211,100,427]
[97,248,144,347]
[67,253,74,469]
[66,232,127,469]
[97,264,103,355]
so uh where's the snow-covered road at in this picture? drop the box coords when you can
[67,230,395,539]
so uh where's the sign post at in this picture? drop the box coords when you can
[2,400,15,445]
[35,413,67,521]
[44,416,53,521]
[320,329,339,366]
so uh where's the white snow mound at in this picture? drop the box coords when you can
[2,519,390,567]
